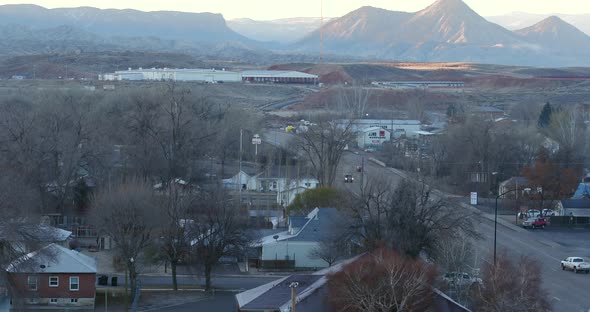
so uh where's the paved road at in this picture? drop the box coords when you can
[263,130,590,311]
[108,274,281,292]
[142,291,238,312]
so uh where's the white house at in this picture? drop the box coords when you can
[558,198,590,217]
[256,208,342,269]
[345,119,422,137]
[224,167,319,206]
[222,170,260,191]
[357,127,391,149]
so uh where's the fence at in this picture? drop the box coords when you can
[548,216,590,227]
[259,260,295,270]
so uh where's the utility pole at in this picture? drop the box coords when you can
[289,282,299,312]
[320,0,324,64]
[360,156,365,190]
[238,129,243,208]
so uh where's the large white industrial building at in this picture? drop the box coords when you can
[99,68,319,84]
[99,68,241,83]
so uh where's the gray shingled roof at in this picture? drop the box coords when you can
[7,243,96,274]
[241,275,322,311]
[561,198,590,209]
[286,208,341,242]
[289,216,308,229]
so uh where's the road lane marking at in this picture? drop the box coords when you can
[552,297,561,301]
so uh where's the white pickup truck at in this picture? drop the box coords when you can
[561,257,590,273]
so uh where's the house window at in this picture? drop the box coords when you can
[70,298,78,303]
[27,276,38,291]
[69,277,79,291]
[304,183,311,187]
[49,276,59,287]
[50,298,58,304]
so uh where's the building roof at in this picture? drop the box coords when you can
[572,183,590,199]
[237,252,471,312]
[0,223,71,243]
[240,274,322,311]
[115,68,239,74]
[561,198,590,209]
[360,127,390,133]
[259,165,317,180]
[256,208,342,246]
[352,119,421,125]
[499,176,529,187]
[285,208,341,242]
[473,106,505,113]
[241,70,318,79]
[7,243,97,274]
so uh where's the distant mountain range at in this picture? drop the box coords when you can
[295,0,590,66]
[487,12,590,35]
[227,17,333,44]
[1,2,590,67]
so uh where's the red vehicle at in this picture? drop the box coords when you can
[522,217,547,229]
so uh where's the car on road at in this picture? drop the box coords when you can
[344,174,354,183]
[442,272,482,287]
[522,217,547,229]
[561,257,590,273]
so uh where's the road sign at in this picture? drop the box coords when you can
[470,192,478,205]
[252,134,261,145]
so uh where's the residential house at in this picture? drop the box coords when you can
[342,119,422,136]
[224,166,319,207]
[236,253,471,312]
[223,169,262,191]
[572,174,590,199]
[255,208,344,269]
[558,198,590,217]
[0,223,72,254]
[498,176,530,199]
[7,243,97,310]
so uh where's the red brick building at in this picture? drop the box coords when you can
[6,243,97,310]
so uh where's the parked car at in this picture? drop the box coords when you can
[344,174,354,183]
[542,209,556,216]
[522,217,547,229]
[561,257,590,273]
[442,272,482,287]
[527,209,541,217]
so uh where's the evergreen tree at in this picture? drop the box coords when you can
[538,102,553,128]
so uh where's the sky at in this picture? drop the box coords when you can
[1,0,589,20]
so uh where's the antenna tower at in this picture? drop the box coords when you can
[320,0,324,64]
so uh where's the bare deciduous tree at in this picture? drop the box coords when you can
[189,188,252,291]
[347,178,479,258]
[297,117,356,187]
[473,252,551,312]
[90,179,158,302]
[159,183,195,291]
[327,249,437,312]
[338,83,371,118]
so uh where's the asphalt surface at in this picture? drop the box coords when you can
[264,130,590,312]
[107,274,281,292]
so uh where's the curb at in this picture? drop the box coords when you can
[458,202,526,233]
[97,272,287,279]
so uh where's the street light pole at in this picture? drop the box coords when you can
[494,187,531,265]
